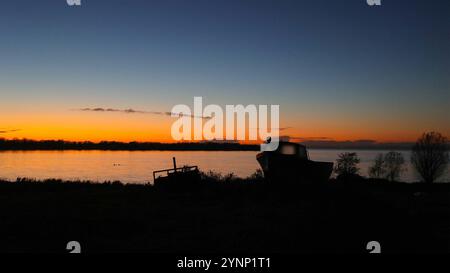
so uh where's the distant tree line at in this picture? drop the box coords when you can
[0,139,260,151]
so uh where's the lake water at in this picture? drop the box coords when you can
[0,150,448,183]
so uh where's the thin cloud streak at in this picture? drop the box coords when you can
[282,136,333,141]
[77,108,211,119]
[0,129,21,134]
[250,127,293,132]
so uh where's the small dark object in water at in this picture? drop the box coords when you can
[153,157,201,189]
[257,141,333,183]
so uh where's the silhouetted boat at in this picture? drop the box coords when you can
[153,157,201,189]
[257,141,333,183]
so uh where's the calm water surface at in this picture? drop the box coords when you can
[0,150,448,183]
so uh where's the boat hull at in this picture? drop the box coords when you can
[257,152,333,183]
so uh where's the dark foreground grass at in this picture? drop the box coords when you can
[0,176,449,253]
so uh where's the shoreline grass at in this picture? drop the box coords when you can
[0,174,449,253]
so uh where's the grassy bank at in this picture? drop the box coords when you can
[0,176,449,253]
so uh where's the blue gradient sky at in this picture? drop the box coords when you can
[0,0,449,142]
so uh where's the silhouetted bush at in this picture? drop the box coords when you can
[334,152,360,176]
[411,132,449,184]
[247,169,264,181]
[369,154,386,179]
[200,171,238,183]
[369,152,406,181]
[384,151,406,181]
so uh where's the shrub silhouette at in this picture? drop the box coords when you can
[383,151,406,181]
[248,169,264,181]
[369,152,406,181]
[369,153,386,179]
[334,152,360,177]
[411,132,449,184]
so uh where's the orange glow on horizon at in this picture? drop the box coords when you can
[1,108,448,144]
[0,125,441,144]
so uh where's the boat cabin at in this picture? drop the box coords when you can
[272,141,309,160]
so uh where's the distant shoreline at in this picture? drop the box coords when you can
[0,139,415,151]
[0,139,259,151]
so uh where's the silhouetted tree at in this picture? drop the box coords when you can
[369,152,405,181]
[384,151,405,181]
[334,152,360,176]
[369,153,386,179]
[411,132,449,184]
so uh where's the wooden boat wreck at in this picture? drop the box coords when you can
[257,141,333,183]
[153,157,201,189]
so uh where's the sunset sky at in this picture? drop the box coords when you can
[0,0,449,143]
